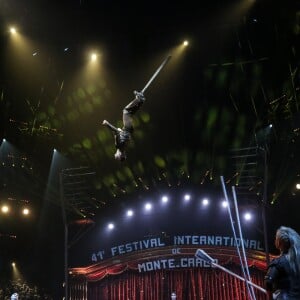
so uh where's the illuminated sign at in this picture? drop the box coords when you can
[91,235,263,262]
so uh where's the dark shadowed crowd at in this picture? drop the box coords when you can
[0,279,52,300]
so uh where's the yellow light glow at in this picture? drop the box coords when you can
[91,53,97,61]
[11,261,23,280]
[1,205,9,213]
[183,40,189,46]
[10,27,17,34]
[23,208,30,215]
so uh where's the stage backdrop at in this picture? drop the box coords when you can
[69,241,271,299]
[68,191,272,299]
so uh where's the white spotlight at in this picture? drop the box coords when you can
[126,209,134,217]
[221,200,228,208]
[107,223,114,230]
[296,183,300,190]
[145,203,152,211]
[202,198,209,206]
[161,196,169,203]
[244,212,252,221]
[184,194,191,201]
[3,138,6,142]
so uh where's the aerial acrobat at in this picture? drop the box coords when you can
[103,55,171,161]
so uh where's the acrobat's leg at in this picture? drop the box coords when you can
[122,91,145,131]
[102,120,120,134]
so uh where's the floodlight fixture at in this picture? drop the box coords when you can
[22,208,30,215]
[108,223,114,230]
[91,53,97,62]
[244,212,252,221]
[221,200,228,208]
[145,203,152,211]
[184,194,191,201]
[161,196,169,203]
[126,209,134,217]
[10,27,17,34]
[1,205,9,214]
[202,198,209,206]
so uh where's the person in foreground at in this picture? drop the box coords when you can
[102,90,145,161]
[11,293,18,300]
[264,226,300,300]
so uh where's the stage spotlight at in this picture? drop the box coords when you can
[244,212,252,221]
[22,208,30,215]
[1,205,10,214]
[126,209,134,217]
[202,198,209,206]
[161,196,169,203]
[11,261,23,281]
[107,223,114,230]
[184,194,191,201]
[91,53,97,62]
[221,200,228,208]
[145,203,152,211]
[296,183,300,190]
[3,138,6,142]
[183,40,189,46]
[10,27,17,34]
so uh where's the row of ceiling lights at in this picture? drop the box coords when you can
[1,205,30,216]
[104,194,254,231]
[7,26,189,62]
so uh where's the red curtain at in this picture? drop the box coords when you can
[70,265,268,300]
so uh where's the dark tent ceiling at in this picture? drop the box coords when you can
[1,0,299,215]
[0,0,299,294]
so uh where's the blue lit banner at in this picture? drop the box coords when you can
[90,234,264,263]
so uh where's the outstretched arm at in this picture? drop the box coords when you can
[102,120,120,134]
